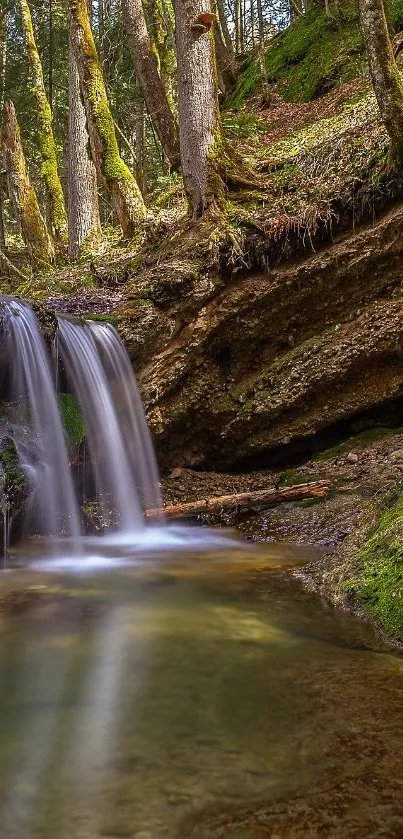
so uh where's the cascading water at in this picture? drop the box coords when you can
[89,321,162,514]
[58,317,161,534]
[1,299,81,552]
[0,296,234,569]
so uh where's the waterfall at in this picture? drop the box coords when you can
[58,318,161,534]
[2,299,81,550]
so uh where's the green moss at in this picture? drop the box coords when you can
[85,312,118,324]
[345,490,403,638]
[313,426,403,461]
[0,439,28,512]
[277,468,302,487]
[227,0,403,110]
[20,0,67,238]
[59,393,86,445]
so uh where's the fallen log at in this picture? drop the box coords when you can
[145,480,332,520]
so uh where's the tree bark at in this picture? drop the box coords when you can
[145,482,332,519]
[122,0,180,171]
[359,0,403,160]
[67,5,101,260]
[173,0,226,216]
[216,0,235,60]
[1,103,54,271]
[256,0,270,104]
[213,21,237,92]
[135,97,147,197]
[68,0,146,237]
[148,0,176,108]
[18,0,67,240]
[235,0,243,52]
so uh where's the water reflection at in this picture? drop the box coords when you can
[0,546,401,838]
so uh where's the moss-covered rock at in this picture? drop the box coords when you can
[59,393,86,446]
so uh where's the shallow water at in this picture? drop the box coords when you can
[0,541,402,839]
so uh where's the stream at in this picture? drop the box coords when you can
[0,542,402,838]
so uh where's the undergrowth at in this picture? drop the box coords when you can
[345,486,403,639]
[227,0,403,110]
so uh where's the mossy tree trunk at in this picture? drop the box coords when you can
[1,102,54,271]
[67,3,101,259]
[18,0,68,240]
[122,0,180,171]
[173,0,227,216]
[359,0,403,161]
[68,0,146,237]
[147,0,176,110]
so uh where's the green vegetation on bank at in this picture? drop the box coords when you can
[227,0,403,109]
[345,488,403,639]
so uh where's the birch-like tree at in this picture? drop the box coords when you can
[67,3,101,259]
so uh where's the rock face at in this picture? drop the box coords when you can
[113,203,403,471]
[0,436,29,544]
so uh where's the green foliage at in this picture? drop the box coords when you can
[227,0,403,110]
[58,392,86,445]
[345,490,403,638]
[277,468,302,487]
[313,427,403,461]
[222,112,267,141]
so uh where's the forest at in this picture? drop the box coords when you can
[1,0,403,836]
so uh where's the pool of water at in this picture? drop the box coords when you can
[0,542,402,838]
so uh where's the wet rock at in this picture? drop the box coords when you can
[0,436,29,544]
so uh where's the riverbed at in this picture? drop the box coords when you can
[0,542,402,838]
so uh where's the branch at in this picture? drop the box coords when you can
[0,248,27,282]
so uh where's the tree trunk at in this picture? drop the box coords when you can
[235,0,243,52]
[213,18,237,91]
[135,97,147,197]
[148,0,176,109]
[0,6,7,112]
[256,0,270,104]
[68,0,146,237]
[67,4,101,260]
[1,103,54,271]
[216,0,235,60]
[173,0,226,216]
[122,0,180,171]
[359,0,403,159]
[18,0,67,240]
[48,0,54,109]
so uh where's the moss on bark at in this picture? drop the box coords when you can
[19,0,67,240]
[1,102,54,271]
[69,0,146,237]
